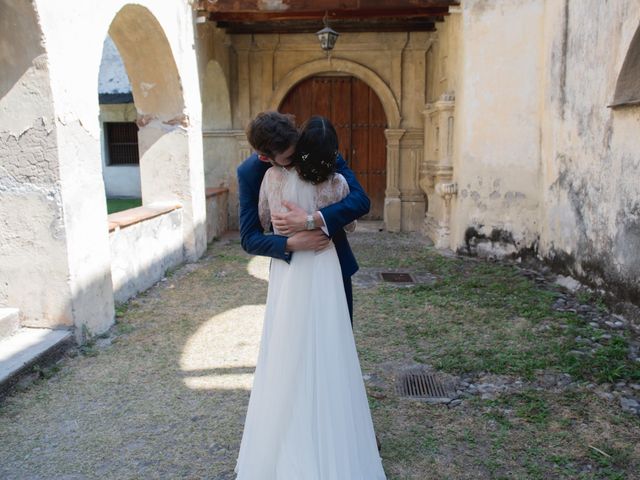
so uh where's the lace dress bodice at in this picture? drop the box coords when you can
[258,166,356,235]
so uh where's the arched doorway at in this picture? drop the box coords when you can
[279,76,388,220]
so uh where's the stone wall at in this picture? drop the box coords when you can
[109,209,184,304]
[539,0,640,304]
[440,0,640,306]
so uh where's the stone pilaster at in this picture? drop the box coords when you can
[421,91,457,248]
[384,128,405,232]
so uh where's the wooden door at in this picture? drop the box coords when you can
[279,76,387,220]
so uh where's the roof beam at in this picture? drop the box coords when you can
[209,8,449,23]
[200,0,458,14]
[219,19,438,34]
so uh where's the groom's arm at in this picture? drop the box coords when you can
[319,154,370,237]
[238,162,330,259]
[271,154,370,237]
[237,163,290,261]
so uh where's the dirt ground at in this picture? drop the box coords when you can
[0,227,638,480]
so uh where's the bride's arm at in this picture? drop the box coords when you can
[317,174,357,233]
[258,171,271,232]
[318,153,369,236]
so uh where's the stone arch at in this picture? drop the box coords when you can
[268,58,401,128]
[108,5,185,119]
[106,4,206,261]
[612,23,640,107]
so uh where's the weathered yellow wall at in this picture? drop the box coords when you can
[450,0,545,257]
[539,0,640,303]
[443,0,640,303]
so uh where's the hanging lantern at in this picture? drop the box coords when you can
[316,12,339,54]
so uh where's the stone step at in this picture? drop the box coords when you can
[0,308,20,340]
[0,327,74,395]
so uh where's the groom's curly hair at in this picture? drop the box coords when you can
[293,116,339,184]
[246,111,299,158]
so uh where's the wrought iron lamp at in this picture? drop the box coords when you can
[316,12,339,55]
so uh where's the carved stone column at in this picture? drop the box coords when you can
[421,91,456,248]
[384,128,405,232]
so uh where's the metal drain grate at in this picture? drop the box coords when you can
[396,371,453,401]
[380,272,414,283]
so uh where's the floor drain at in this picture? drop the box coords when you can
[396,370,454,402]
[380,272,414,283]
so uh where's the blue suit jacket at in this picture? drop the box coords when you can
[237,153,370,278]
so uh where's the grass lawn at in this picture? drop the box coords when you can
[351,231,640,480]
[106,197,142,214]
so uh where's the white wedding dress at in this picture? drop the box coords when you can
[234,166,386,480]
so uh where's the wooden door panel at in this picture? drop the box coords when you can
[330,78,352,163]
[279,75,387,220]
[311,78,331,118]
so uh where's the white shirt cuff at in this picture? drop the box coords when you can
[318,211,329,236]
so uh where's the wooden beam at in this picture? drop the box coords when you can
[209,8,451,23]
[218,19,438,34]
[201,0,458,13]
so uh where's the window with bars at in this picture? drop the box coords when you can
[105,122,140,165]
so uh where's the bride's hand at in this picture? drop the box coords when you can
[271,201,307,235]
[285,230,330,252]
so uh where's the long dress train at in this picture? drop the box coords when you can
[234,166,386,480]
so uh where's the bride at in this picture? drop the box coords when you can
[234,116,387,479]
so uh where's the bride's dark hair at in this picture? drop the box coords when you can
[293,116,338,184]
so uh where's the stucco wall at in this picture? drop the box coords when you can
[450,0,544,256]
[110,210,184,304]
[441,0,640,304]
[0,0,74,328]
[539,0,640,303]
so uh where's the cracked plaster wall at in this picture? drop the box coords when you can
[446,0,640,304]
[450,0,544,256]
[539,0,640,303]
[2,0,205,339]
[0,0,74,327]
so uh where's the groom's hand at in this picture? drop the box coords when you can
[272,201,306,235]
[272,201,325,236]
[285,230,330,252]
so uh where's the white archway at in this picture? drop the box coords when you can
[107,4,206,261]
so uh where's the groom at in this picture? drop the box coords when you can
[237,111,370,324]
